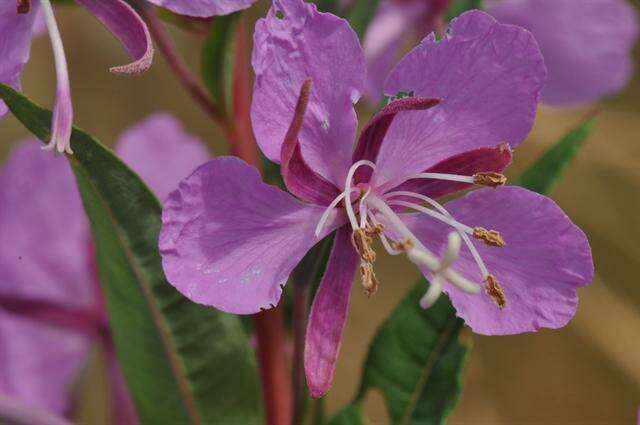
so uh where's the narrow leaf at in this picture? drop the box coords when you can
[347,0,382,39]
[202,13,239,115]
[0,84,262,425]
[448,0,484,20]
[516,117,594,194]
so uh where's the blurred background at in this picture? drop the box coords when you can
[1,2,639,424]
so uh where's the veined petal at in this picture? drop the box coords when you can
[376,10,546,189]
[145,0,258,17]
[0,141,93,413]
[116,113,210,201]
[305,227,358,398]
[487,0,638,105]
[76,0,154,75]
[0,2,37,117]
[251,0,366,186]
[403,186,593,335]
[159,156,344,314]
[389,144,512,199]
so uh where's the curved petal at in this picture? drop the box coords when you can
[251,0,366,186]
[376,10,546,189]
[0,141,93,413]
[0,3,37,117]
[145,0,257,17]
[0,312,90,415]
[76,0,154,74]
[116,113,210,201]
[304,227,358,398]
[402,186,593,335]
[487,0,639,105]
[159,156,344,314]
[0,141,93,309]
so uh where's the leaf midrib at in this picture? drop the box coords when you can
[399,317,459,425]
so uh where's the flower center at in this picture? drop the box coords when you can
[315,162,509,308]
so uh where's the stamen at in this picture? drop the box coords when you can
[473,227,506,247]
[485,274,506,308]
[410,172,475,184]
[367,195,480,294]
[360,262,379,297]
[368,212,401,256]
[17,0,31,13]
[314,189,358,237]
[385,190,492,281]
[473,172,507,187]
[343,160,376,230]
[352,229,376,263]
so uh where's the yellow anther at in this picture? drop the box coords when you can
[391,239,414,252]
[473,227,506,247]
[473,172,507,188]
[360,262,379,297]
[352,229,376,263]
[485,274,506,309]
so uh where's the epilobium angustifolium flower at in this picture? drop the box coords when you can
[0,114,208,418]
[364,0,639,105]
[159,1,594,398]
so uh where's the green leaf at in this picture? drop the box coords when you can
[328,283,470,425]
[314,0,341,14]
[347,0,382,39]
[0,84,262,425]
[202,13,240,115]
[516,117,594,194]
[447,0,483,20]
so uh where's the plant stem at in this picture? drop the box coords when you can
[142,5,236,143]
[254,306,293,425]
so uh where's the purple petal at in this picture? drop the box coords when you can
[304,227,358,398]
[76,0,154,74]
[251,0,366,186]
[353,96,441,183]
[280,80,341,205]
[0,312,90,415]
[389,144,513,199]
[487,0,639,105]
[159,156,344,314]
[0,3,37,117]
[116,113,210,201]
[145,0,258,17]
[403,186,593,335]
[0,386,76,425]
[0,141,93,309]
[0,141,93,413]
[376,10,546,189]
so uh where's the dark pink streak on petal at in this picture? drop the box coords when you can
[353,97,441,183]
[75,0,153,74]
[388,143,513,199]
[281,80,341,205]
[0,296,104,338]
[304,227,359,398]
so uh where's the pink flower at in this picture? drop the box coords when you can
[159,1,593,398]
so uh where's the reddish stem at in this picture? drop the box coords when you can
[253,306,293,425]
[142,5,237,144]
[232,18,260,167]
